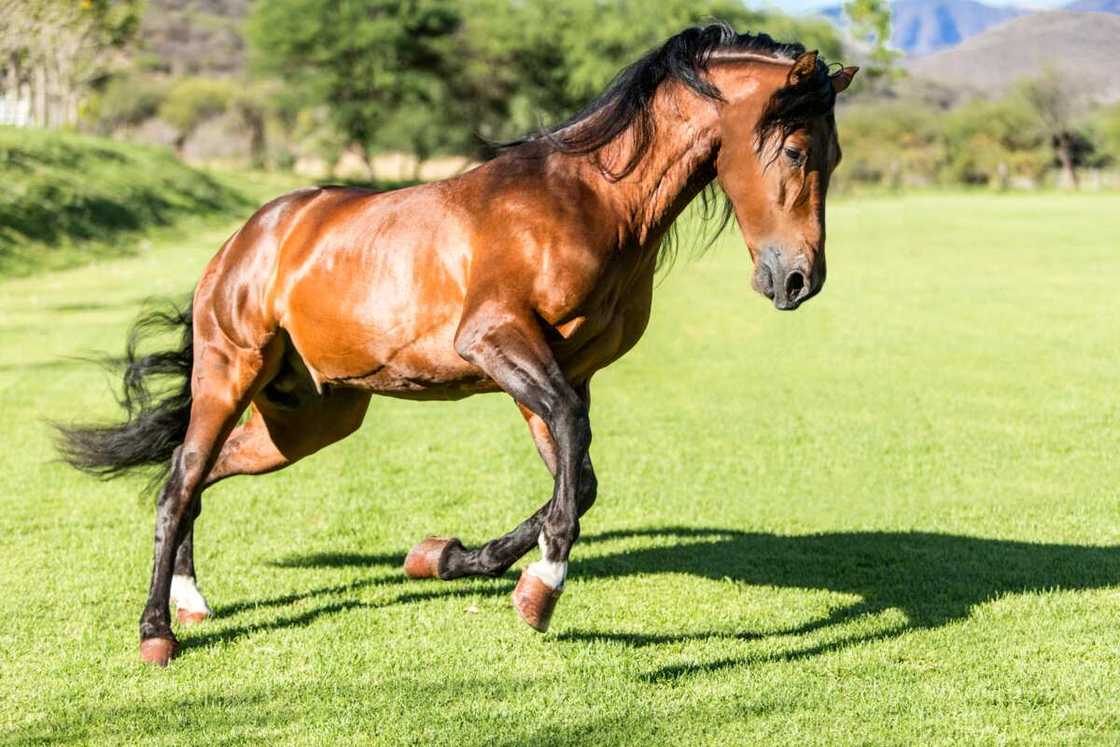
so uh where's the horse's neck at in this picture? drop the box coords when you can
[588,87,721,250]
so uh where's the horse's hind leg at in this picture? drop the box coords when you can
[138,339,280,666]
[170,519,210,627]
[165,389,371,629]
[206,389,371,485]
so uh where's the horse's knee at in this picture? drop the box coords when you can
[578,466,598,513]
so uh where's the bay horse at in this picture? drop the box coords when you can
[58,24,857,666]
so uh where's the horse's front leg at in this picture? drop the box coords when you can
[425,315,591,632]
[404,391,597,583]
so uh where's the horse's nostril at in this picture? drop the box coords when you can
[785,270,806,301]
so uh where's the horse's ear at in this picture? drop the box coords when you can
[831,66,860,93]
[787,50,819,88]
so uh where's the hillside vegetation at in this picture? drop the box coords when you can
[0,127,252,276]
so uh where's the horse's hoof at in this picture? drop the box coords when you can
[139,637,178,667]
[512,568,563,633]
[176,609,209,627]
[403,536,457,579]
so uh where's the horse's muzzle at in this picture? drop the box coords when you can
[753,247,815,311]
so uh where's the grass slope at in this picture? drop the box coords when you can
[1,193,1119,744]
[0,127,256,277]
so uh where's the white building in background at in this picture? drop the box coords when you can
[0,95,32,127]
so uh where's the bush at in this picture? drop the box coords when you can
[835,102,944,189]
[159,77,238,147]
[92,74,170,132]
[941,99,1049,187]
[1087,102,1120,167]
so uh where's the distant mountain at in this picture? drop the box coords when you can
[820,0,1026,56]
[907,11,1120,102]
[1063,0,1120,12]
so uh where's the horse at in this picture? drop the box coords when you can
[57,23,857,666]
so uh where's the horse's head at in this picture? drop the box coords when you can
[712,52,857,310]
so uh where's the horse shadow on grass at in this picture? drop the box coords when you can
[217,527,1120,681]
[557,527,1120,680]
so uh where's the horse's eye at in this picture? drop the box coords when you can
[784,146,803,163]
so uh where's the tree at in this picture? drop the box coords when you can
[1088,102,1120,167]
[245,0,846,168]
[446,0,844,160]
[843,0,899,81]
[1017,70,1090,190]
[941,98,1049,189]
[246,0,461,176]
[0,0,141,128]
[159,77,235,154]
[835,102,944,190]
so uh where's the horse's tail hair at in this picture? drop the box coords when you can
[54,298,194,480]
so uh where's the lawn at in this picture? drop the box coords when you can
[1,191,1118,745]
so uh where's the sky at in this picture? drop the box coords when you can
[770,0,1070,12]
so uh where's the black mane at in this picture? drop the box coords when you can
[512,22,837,179]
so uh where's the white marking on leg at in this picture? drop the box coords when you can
[526,533,567,590]
[170,574,212,615]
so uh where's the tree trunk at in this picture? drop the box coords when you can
[410,146,427,182]
[240,106,267,170]
[995,162,1010,192]
[33,63,47,127]
[4,56,17,99]
[358,146,376,181]
[1055,134,1078,191]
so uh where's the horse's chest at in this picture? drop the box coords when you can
[550,271,654,380]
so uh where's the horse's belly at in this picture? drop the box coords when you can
[278,229,492,398]
[320,330,498,400]
[289,306,496,399]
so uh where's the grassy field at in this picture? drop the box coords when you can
[1,191,1118,744]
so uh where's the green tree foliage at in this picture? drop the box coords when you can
[835,97,1060,191]
[90,74,169,133]
[941,98,1049,188]
[158,77,237,152]
[1016,70,1091,189]
[843,0,899,81]
[1087,102,1120,166]
[835,102,943,190]
[246,0,461,174]
[448,0,843,157]
[246,0,845,165]
[0,0,143,127]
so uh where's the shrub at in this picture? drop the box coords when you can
[159,77,238,148]
[835,102,944,188]
[91,74,170,133]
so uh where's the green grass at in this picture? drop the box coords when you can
[1,192,1119,744]
[0,127,297,277]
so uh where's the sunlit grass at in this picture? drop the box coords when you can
[1,191,1119,744]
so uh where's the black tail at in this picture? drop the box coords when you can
[55,299,194,479]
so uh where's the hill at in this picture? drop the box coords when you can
[1064,0,1120,12]
[907,11,1120,102]
[138,0,249,76]
[0,127,251,276]
[818,0,1026,56]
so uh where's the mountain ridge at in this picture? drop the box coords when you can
[906,10,1120,102]
[817,0,1119,56]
